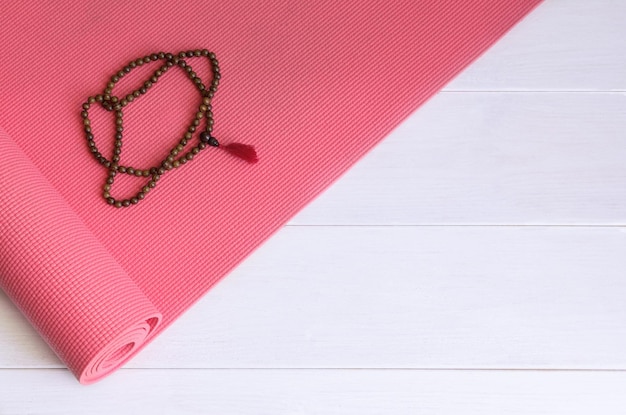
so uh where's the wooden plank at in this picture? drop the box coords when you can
[0,369,625,414]
[2,226,625,369]
[290,92,626,225]
[444,0,626,91]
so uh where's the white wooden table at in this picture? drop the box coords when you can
[1,1,625,413]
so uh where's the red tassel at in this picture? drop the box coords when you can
[221,142,258,164]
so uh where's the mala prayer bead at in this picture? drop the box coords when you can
[81,49,258,208]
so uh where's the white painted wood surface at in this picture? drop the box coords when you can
[443,0,626,91]
[290,92,626,225]
[2,370,626,414]
[3,226,626,369]
[1,1,625,413]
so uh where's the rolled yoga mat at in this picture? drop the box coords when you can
[0,0,542,384]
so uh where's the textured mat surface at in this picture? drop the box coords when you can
[0,0,542,383]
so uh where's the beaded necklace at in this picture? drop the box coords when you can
[80,49,257,208]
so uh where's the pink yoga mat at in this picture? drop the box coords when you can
[0,0,542,384]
